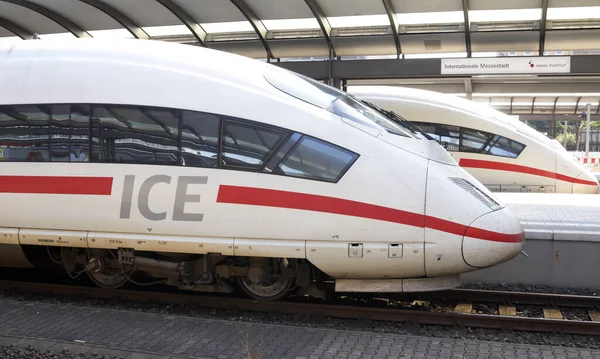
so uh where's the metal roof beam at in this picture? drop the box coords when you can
[155,0,206,45]
[539,0,549,56]
[78,0,148,39]
[305,0,335,57]
[230,0,273,59]
[0,15,32,39]
[382,0,402,58]
[462,0,472,57]
[0,0,91,38]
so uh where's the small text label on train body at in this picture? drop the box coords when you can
[119,175,207,222]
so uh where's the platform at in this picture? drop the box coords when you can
[1,298,598,359]
[496,193,600,241]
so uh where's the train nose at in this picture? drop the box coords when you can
[573,172,599,194]
[461,207,525,268]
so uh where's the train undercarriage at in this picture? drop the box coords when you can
[38,246,327,301]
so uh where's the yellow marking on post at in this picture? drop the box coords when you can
[589,311,600,322]
[499,305,517,316]
[543,308,563,320]
[454,303,473,314]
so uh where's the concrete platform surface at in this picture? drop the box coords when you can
[496,193,600,241]
[1,298,599,359]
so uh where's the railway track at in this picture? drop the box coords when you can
[0,280,599,336]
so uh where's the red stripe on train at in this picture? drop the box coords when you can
[216,185,524,243]
[0,176,113,195]
[459,158,598,186]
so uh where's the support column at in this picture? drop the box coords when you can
[586,103,591,156]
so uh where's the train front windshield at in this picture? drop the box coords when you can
[264,69,419,139]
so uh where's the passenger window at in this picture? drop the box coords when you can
[439,125,460,152]
[90,105,179,165]
[0,105,50,162]
[461,128,492,153]
[414,122,441,142]
[70,105,90,162]
[275,136,358,182]
[50,105,71,162]
[221,120,288,170]
[181,111,219,168]
[486,136,525,158]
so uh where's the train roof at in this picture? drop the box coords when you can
[349,86,562,150]
[0,38,295,104]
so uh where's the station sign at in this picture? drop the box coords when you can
[441,57,571,75]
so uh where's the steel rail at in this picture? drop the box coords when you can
[0,281,599,336]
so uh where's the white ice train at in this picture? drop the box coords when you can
[350,86,599,194]
[0,39,524,301]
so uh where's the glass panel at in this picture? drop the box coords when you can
[328,14,390,28]
[50,105,71,162]
[461,128,493,153]
[439,125,460,151]
[181,111,220,168]
[90,105,179,165]
[413,122,441,142]
[0,105,50,162]
[70,105,90,162]
[262,18,320,30]
[221,120,288,170]
[276,136,357,182]
[487,136,525,158]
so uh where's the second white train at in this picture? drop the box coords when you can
[350,86,599,194]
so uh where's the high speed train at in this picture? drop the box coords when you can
[350,86,599,194]
[0,39,524,301]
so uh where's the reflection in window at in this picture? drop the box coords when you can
[461,128,492,153]
[221,120,288,169]
[440,125,460,151]
[486,136,525,158]
[0,105,50,161]
[50,105,71,161]
[90,105,179,165]
[181,111,219,168]
[70,105,90,162]
[276,136,358,182]
[413,122,525,158]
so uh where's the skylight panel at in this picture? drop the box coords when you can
[262,18,320,30]
[469,9,541,22]
[143,25,190,37]
[404,52,467,59]
[547,6,600,20]
[396,11,464,25]
[38,33,76,40]
[201,21,254,33]
[0,36,20,43]
[328,14,390,28]
[89,29,134,39]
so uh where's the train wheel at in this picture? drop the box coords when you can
[237,275,294,301]
[85,252,131,289]
[236,258,295,301]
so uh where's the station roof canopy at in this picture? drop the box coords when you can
[1,0,600,60]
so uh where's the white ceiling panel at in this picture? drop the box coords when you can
[332,35,396,56]
[392,0,462,13]
[176,0,246,23]
[270,38,329,58]
[545,29,600,50]
[399,32,465,53]
[207,40,267,59]
[471,31,539,52]
[245,0,314,20]
[317,0,386,17]
[27,0,119,31]
[469,0,542,10]
[549,0,600,7]
[102,0,181,27]
[0,2,65,34]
